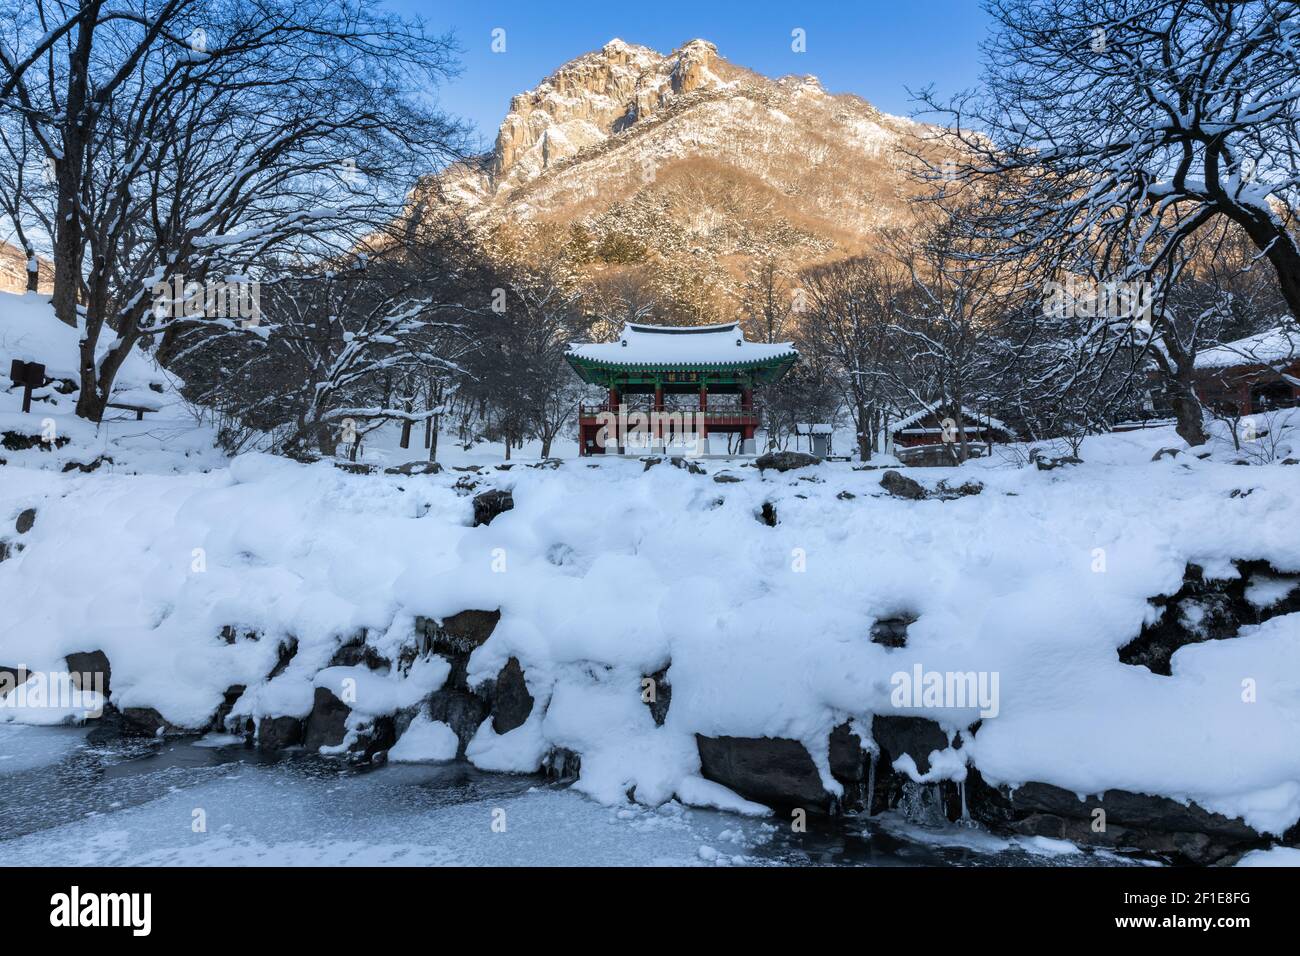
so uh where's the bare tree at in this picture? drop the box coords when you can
[915,0,1300,443]
[0,0,464,421]
[799,256,902,460]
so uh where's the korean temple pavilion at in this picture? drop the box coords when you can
[565,321,798,456]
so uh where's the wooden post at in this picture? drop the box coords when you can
[654,384,664,448]
[610,385,622,454]
[699,384,708,444]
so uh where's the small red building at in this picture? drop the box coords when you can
[565,322,797,456]
[887,405,1014,465]
[1193,327,1300,416]
[889,405,1014,448]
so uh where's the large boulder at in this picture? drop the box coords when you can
[120,707,191,737]
[426,688,490,758]
[472,489,514,526]
[828,722,873,812]
[695,735,832,811]
[328,631,390,670]
[866,715,966,820]
[965,771,1268,865]
[257,715,304,750]
[755,451,820,473]
[491,657,534,734]
[384,460,443,476]
[1119,561,1300,675]
[871,715,949,775]
[644,667,672,727]
[303,686,351,751]
[869,615,915,648]
[302,686,395,758]
[414,610,502,756]
[879,470,927,500]
[15,507,36,534]
[65,650,111,699]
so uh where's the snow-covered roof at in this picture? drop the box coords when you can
[892,405,1011,434]
[567,322,796,368]
[1195,326,1300,370]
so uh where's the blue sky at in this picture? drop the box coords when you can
[386,0,992,151]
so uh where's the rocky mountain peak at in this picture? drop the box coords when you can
[491,37,726,184]
[431,38,939,325]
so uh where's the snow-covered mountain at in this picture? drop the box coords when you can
[424,39,933,317]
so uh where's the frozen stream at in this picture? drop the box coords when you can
[0,725,1139,867]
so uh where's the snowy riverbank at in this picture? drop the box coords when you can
[3,404,1300,863]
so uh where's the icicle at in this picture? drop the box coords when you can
[865,750,877,817]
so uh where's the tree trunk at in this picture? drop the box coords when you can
[1168,379,1209,447]
[1223,202,1300,325]
[856,401,870,461]
[427,416,439,461]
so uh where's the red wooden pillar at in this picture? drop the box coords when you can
[741,387,755,445]
[698,385,708,440]
[654,385,664,447]
[609,385,622,454]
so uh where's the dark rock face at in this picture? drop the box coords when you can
[2,431,70,452]
[696,735,832,811]
[62,455,112,473]
[828,722,873,812]
[303,687,351,751]
[65,650,111,699]
[757,501,778,526]
[120,707,190,737]
[543,747,581,781]
[1119,561,1300,675]
[0,665,29,697]
[879,470,927,500]
[417,610,501,660]
[328,632,390,670]
[213,685,246,732]
[472,489,514,526]
[1030,449,1083,470]
[934,479,984,499]
[492,657,534,734]
[426,688,490,757]
[644,667,671,727]
[964,771,1267,865]
[257,715,304,750]
[15,508,36,534]
[713,472,742,483]
[300,685,394,758]
[267,637,298,680]
[863,715,961,819]
[871,715,949,775]
[384,460,443,476]
[755,451,820,473]
[414,610,501,756]
[869,615,915,648]
[333,461,377,475]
